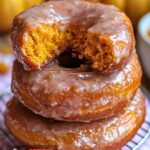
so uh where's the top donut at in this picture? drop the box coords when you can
[11,0,134,73]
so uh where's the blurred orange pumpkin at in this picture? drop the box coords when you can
[126,0,150,28]
[101,0,150,28]
[24,0,44,9]
[0,0,24,33]
[0,0,43,33]
[101,0,125,11]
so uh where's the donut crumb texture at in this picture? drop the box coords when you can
[23,24,115,72]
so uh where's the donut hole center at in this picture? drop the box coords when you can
[58,51,85,68]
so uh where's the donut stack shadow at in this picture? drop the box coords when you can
[5,0,146,150]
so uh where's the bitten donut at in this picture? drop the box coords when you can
[11,0,134,73]
[12,52,142,122]
[5,90,145,150]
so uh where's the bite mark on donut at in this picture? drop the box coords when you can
[23,23,115,73]
[23,23,69,67]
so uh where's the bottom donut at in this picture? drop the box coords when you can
[5,89,145,150]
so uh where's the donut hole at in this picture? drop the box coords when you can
[58,51,85,68]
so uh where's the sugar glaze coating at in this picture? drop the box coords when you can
[5,90,145,150]
[11,0,134,73]
[12,52,142,122]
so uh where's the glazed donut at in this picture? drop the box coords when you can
[11,0,134,73]
[12,52,142,122]
[5,89,145,150]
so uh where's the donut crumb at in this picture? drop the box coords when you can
[23,24,114,72]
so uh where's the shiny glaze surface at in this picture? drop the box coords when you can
[5,90,145,150]
[11,0,134,71]
[12,52,142,122]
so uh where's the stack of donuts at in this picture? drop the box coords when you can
[5,0,146,149]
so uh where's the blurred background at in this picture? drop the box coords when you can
[0,0,150,89]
